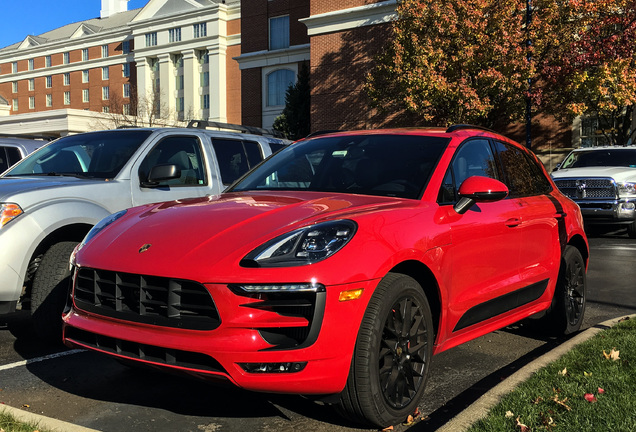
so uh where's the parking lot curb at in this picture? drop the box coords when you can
[1,404,101,432]
[435,314,635,432]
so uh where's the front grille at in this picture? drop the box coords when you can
[554,178,616,199]
[74,268,220,330]
[65,327,226,374]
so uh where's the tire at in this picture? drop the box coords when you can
[627,220,636,238]
[337,273,434,428]
[30,241,78,344]
[540,245,586,335]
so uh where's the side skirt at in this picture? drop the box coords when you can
[453,279,549,332]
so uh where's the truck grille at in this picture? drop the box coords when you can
[73,268,220,330]
[554,178,616,199]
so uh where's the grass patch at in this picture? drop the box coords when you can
[468,317,636,431]
[0,411,51,432]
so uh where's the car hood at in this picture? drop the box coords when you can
[552,167,636,183]
[0,175,95,199]
[76,191,419,281]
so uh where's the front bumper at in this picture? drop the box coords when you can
[575,199,636,224]
[63,275,376,395]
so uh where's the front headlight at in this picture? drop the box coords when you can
[0,203,23,228]
[618,182,636,197]
[241,220,357,267]
[77,209,128,252]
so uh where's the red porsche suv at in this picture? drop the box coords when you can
[63,126,588,428]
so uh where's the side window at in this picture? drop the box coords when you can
[138,136,206,187]
[438,139,498,204]
[212,139,263,186]
[0,147,8,172]
[6,147,22,166]
[494,141,551,197]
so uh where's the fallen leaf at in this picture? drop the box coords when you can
[506,410,515,418]
[598,387,605,394]
[516,416,530,432]
[559,367,567,376]
[552,395,571,411]
[584,393,597,403]
[602,348,620,361]
[382,426,394,431]
[584,371,592,377]
[532,396,544,404]
[22,404,30,408]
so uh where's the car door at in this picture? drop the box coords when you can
[493,140,562,292]
[131,134,211,206]
[439,138,524,338]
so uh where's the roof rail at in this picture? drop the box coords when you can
[186,120,286,138]
[446,124,496,134]
[0,133,55,141]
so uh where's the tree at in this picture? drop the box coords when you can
[367,0,636,145]
[273,64,311,140]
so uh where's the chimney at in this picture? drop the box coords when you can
[101,0,129,18]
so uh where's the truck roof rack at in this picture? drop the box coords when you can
[445,124,496,134]
[186,120,286,138]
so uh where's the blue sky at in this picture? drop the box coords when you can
[1,0,149,49]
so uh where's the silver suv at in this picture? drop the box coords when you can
[0,126,288,341]
[552,146,636,237]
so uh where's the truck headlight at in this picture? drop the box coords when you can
[617,182,636,197]
[0,203,23,228]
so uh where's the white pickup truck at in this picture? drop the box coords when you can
[551,146,636,237]
[0,125,288,342]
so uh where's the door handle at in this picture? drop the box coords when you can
[505,218,522,227]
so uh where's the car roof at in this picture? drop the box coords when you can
[0,136,46,153]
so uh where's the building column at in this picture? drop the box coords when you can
[182,49,200,121]
[134,57,149,118]
[158,53,176,117]
[207,40,227,123]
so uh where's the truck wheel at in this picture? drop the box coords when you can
[30,241,78,344]
[538,246,586,335]
[337,273,433,428]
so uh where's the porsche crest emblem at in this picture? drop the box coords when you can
[138,244,152,254]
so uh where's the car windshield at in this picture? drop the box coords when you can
[3,130,153,179]
[560,149,636,169]
[230,134,449,199]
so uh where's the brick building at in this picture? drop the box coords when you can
[0,0,241,137]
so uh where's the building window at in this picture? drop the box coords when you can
[83,89,90,103]
[200,71,209,87]
[82,70,89,83]
[46,76,52,88]
[169,27,181,43]
[122,40,131,54]
[198,50,209,64]
[64,73,70,86]
[123,63,130,77]
[29,96,35,109]
[102,66,109,80]
[123,104,131,115]
[12,62,18,73]
[45,55,51,67]
[82,48,89,61]
[46,94,52,107]
[28,79,34,91]
[63,52,70,64]
[176,97,184,112]
[202,94,210,110]
[269,16,290,50]
[102,86,110,100]
[28,59,34,71]
[176,75,184,91]
[12,82,17,93]
[64,91,71,105]
[267,69,295,106]
[102,45,109,58]
[193,23,207,38]
[123,83,130,98]
[145,32,157,47]
[103,106,110,113]
[12,99,18,111]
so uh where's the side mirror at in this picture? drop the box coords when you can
[454,176,509,214]
[142,164,181,188]
[552,163,562,172]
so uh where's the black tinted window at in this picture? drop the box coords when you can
[139,136,206,187]
[494,141,551,197]
[231,134,449,199]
